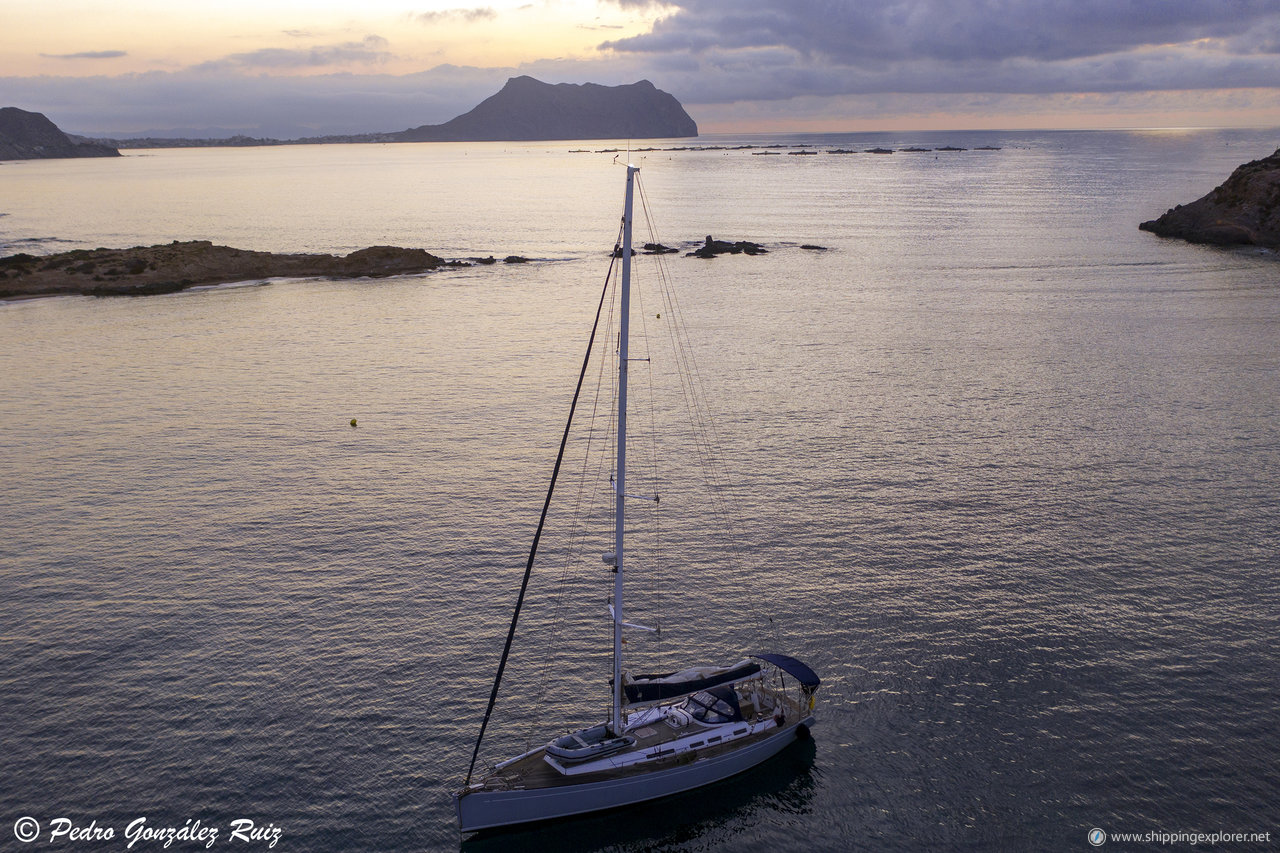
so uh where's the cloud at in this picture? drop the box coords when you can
[9,0,1280,137]
[605,0,1280,64]
[40,50,128,60]
[1,64,516,137]
[599,0,1280,105]
[1224,18,1280,54]
[412,7,497,25]
[198,35,392,71]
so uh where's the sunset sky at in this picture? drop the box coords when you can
[4,0,1280,136]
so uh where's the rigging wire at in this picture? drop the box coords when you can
[624,245,668,662]
[464,241,619,787]
[527,225,622,718]
[634,174,783,648]
[469,170,789,783]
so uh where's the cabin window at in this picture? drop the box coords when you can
[683,690,740,724]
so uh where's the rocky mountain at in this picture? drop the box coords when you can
[1140,147,1280,249]
[397,76,697,142]
[0,107,120,160]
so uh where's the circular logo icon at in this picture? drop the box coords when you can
[1088,827,1106,846]
[14,817,40,843]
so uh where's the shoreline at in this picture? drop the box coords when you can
[1139,147,1280,249]
[0,235,791,301]
[0,241,502,299]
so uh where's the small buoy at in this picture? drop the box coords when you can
[350,419,358,428]
[656,313,661,318]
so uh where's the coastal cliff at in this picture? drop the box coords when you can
[397,77,697,142]
[1140,147,1280,249]
[0,107,120,160]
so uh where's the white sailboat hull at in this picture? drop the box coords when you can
[455,716,814,833]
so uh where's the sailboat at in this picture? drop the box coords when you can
[454,164,820,833]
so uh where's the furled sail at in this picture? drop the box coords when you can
[621,660,761,704]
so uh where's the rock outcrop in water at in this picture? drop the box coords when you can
[396,76,697,142]
[687,236,768,258]
[0,242,449,298]
[1140,147,1280,249]
[0,107,120,160]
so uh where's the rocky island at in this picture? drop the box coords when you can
[687,236,768,258]
[0,107,119,160]
[396,77,697,142]
[0,242,455,299]
[1140,147,1280,249]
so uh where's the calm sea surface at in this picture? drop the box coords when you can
[2,130,1278,851]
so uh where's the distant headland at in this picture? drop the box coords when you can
[0,107,119,160]
[1,77,696,154]
[1140,147,1280,250]
[396,77,696,142]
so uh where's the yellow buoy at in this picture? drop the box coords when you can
[350,419,358,428]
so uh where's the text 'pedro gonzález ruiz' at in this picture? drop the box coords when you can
[20,816,282,848]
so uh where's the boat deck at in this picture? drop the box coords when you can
[476,693,806,791]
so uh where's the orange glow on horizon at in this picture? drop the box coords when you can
[0,0,659,77]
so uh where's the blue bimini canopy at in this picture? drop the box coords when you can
[753,654,821,689]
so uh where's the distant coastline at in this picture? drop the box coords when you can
[77,139,1004,154]
[72,133,398,150]
[34,76,698,154]
[0,106,119,160]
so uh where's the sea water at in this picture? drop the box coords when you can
[2,129,1278,851]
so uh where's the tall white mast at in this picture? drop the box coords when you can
[612,163,638,736]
